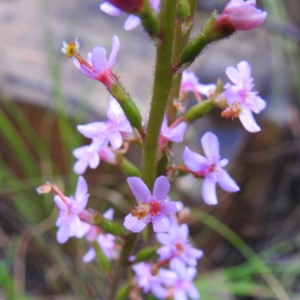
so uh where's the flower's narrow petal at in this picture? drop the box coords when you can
[124,214,147,232]
[239,107,261,132]
[127,177,151,202]
[226,66,241,85]
[70,216,81,234]
[179,224,189,240]
[201,132,220,162]
[57,225,70,244]
[183,147,207,172]
[202,177,218,205]
[157,245,172,260]
[163,122,188,143]
[216,169,240,192]
[187,283,200,299]
[53,195,68,211]
[237,61,251,81]
[88,136,109,153]
[74,196,88,214]
[106,96,123,122]
[73,145,88,159]
[75,221,90,238]
[153,176,170,200]
[73,158,89,175]
[156,233,171,245]
[150,0,160,11]
[197,83,216,97]
[189,248,204,260]
[108,130,123,149]
[151,283,168,299]
[89,153,100,169]
[103,208,114,220]
[75,176,88,202]
[77,122,107,138]
[124,15,141,30]
[153,215,170,233]
[91,46,107,74]
[100,2,123,16]
[107,35,120,68]
[219,158,229,167]
[174,289,188,300]
[247,94,266,113]
[161,202,177,216]
[83,248,96,263]
[170,258,188,279]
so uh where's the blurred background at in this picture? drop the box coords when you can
[0,0,300,299]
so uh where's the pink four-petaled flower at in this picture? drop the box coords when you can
[156,218,203,278]
[223,61,266,132]
[183,132,239,205]
[53,176,89,244]
[77,96,132,152]
[73,35,119,89]
[124,176,177,233]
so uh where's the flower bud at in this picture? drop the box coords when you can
[135,247,157,262]
[184,99,213,122]
[215,0,267,31]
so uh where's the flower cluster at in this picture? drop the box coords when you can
[36,0,268,299]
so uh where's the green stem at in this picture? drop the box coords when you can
[141,0,176,189]
[108,233,137,300]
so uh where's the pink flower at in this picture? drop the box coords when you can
[54,176,89,244]
[216,0,267,31]
[222,61,266,132]
[73,145,116,174]
[180,71,216,99]
[124,176,177,233]
[77,96,132,152]
[73,35,119,89]
[183,132,239,205]
[132,263,168,298]
[160,268,200,300]
[159,115,188,145]
[100,0,160,30]
[156,219,203,278]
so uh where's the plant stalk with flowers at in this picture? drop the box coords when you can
[35,1,280,299]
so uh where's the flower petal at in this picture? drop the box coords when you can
[91,46,107,74]
[127,177,151,202]
[201,132,220,162]
[216,169,240,192]
[183,146,207,172]
[73,158,89,175]
[124,214,147,232]
[77,122,107,138]
[239,107,261,132]
[124,15,141,30]
[53,195,68,211]
[57,224,70,244]
[153,215,170,233]
[107,35,120,69]
[108,130,123,149]
[74,176,88,202]
[100,2,123,16]
[153,176,170,200]
[202,177,218,205]
[83,248,96,263]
